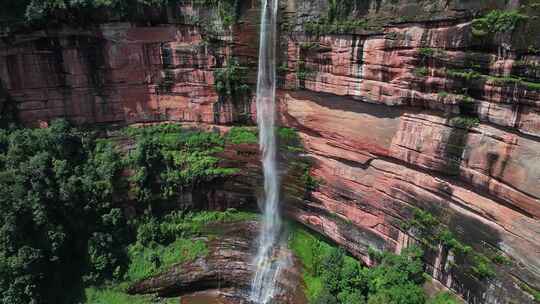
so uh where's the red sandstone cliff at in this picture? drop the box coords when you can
[1,0,539,303]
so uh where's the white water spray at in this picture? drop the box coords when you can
[250,0,282,303]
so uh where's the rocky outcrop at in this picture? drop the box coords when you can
[280,91,540,303]
[1,0,539,303]
[126,220,306,304]
[127,233,254,296]
[0,3,259,127]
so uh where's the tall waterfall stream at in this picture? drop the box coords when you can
[249,0,286,303]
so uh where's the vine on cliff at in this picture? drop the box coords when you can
[214,58,251,101]
[402,208,510,280]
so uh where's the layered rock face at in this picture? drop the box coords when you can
[126,221,305,304]
[0,2,259,126]
[1,0,539,303]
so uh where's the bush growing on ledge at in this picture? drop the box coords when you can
[413,67,429,77]
[289,225,433,304]
[226,127,258,145]
[472,10,528,37]
[87,209,256,303]
[125,124,238,206]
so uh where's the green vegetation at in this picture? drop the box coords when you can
[0,120,129,304]
[426,292,460,304]
[301,162,321,192]
[438,91,449,98]
[85,285,179,304]
[297,60,315,81]
[85,286,154,304]
[445,68,540,91]
[1,0,239,27]
[445,69,483,81]
[419,48,435,58]
[414,67,429,77]
[278,127,304,153]
[0,120,251,303]
[518,282,540,302]
[305,19,368,35]
[194,0,239,27]
[304,0,368,35]
[487,75,540,91]
[84,209,254,303]
[277,62,289,74]
[300,42,321,51]
[289,225,449,304]
[126,237,207,281]
[450,116,480,129]
[403,208,501,280]
[472,10,528,37]
[125,124,238,205]
[214,58,251,101]
[226,127,258,145]
[125,209,254,282]
[24,0,168,23]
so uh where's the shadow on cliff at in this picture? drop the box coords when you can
[0,79,18,128]
[287,90,403,119]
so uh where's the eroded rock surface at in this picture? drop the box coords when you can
[126,221,306,304]
[2,0,539,303]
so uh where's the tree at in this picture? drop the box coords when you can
[0,120,127,304]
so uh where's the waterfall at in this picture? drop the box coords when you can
[250,0,282,303]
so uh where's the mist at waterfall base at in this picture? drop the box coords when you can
[250,0,288,303]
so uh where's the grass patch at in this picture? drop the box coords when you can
[278,127,304,153]
[226,127,258,145]
[126,238,208,282]
[85,209,257,302]
[427,292,460,304]
[289,224,427,304]
[414,67,429,77]
[84,286,178,304]
[444,69,540,91]
[288,225,333,301]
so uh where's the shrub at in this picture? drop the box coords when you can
[126,125,238,206]
[419,48,435,58]
[427,292,460,304]
[289,225,427,304]
[413,67,429,77]
[227,127,258,145]
[472,10,528,37]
